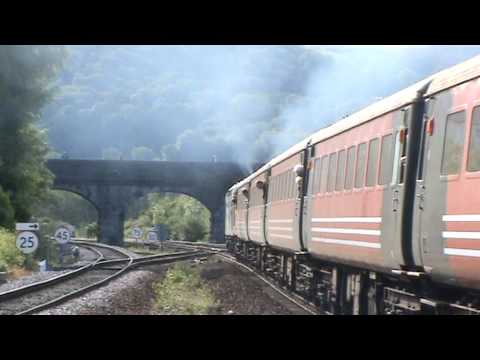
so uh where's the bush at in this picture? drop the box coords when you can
[182,218,208,243]
[0,187,15,230]
[85,222,98,238]
[154,263,218,315]
[0,227,29,271]
[0,259,7,273]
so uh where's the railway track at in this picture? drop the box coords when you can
[0,241,209,315]
[163,240,321,315]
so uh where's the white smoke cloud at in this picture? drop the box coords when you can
[272,45,480,155]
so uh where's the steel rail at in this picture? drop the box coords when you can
[163,241,320,315]
[16,248,134,315]
[215,253,320,315]
[92,250,209,268]
[13,243,209,315]
[0,244,105,302]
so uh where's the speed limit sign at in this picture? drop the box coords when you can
[133,227,143,239]
[16,231,39,254]
[147,231,158,241]
[54,227,71,244]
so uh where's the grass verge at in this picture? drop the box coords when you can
[0,227,32,274]
[153,263,219,315]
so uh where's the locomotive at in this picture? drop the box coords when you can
[225,54,480,315]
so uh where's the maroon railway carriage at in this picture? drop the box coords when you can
[226,55,480,314]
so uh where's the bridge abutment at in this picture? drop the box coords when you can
[210,205,226,244]
[98,207,125,246]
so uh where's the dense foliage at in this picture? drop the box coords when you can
[40,45,326,167]
[125,193,210,242]
[0,45,66,229]
[0,228,35,272]
[32,190,97,235]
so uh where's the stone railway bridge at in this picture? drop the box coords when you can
[46,160,246,246]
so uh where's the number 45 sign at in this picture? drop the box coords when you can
[54,227,71,244]
[16,231,39,254]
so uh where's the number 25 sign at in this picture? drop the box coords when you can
[16,231,39,254]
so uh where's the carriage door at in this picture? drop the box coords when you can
[411,101,432,267]
[301,143,315,250]
[294,150,307,251]
[382,108,411,269]
[413,94,465,271]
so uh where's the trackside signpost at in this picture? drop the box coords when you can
[54,226,71,244]
[16,223,39,231]
[133,227,143,245]
[16,223,40,255]
[147,230,162,251]
[147,231,158,242]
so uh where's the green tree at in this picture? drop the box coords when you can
[102,147,123,160]
[131,146,156,161]
[0,186,14,229]
[0,45,66,228]
[125,193,211,242]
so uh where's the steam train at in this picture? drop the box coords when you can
[224,55,480,314]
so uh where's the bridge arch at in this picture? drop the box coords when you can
[124,187,223,243]
[126,191,212,242]
[46,159,245,245]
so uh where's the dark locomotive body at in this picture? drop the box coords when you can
[225,55,480,314]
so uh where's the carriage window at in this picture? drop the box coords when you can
[320,155,329,193]
[273,175,278,201]
[284,172,289,200]
[366,138,380,187]
[287,169,293,199]
[313,158,322,193]
[275,176,279,201]
[345,146,356,190]
[278,174,285,200]
[256,186,262,206]
[285,171,290,199]
[379,134,394,185]
[468,106,480,172]
[336,150,346,191]
[269,177,274,201]
[280,173,286,200]
[355,143,367,188]
[286,172,290,199]
[291,170,296,198]
[307,160,317,195]
[290,170,295,199]
[327,152,338,192]
[441,110,466,175]
[280,175,283,199]
[278,174,282,200]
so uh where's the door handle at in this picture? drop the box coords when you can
[416,193,425,210]
[392,190,400,212]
